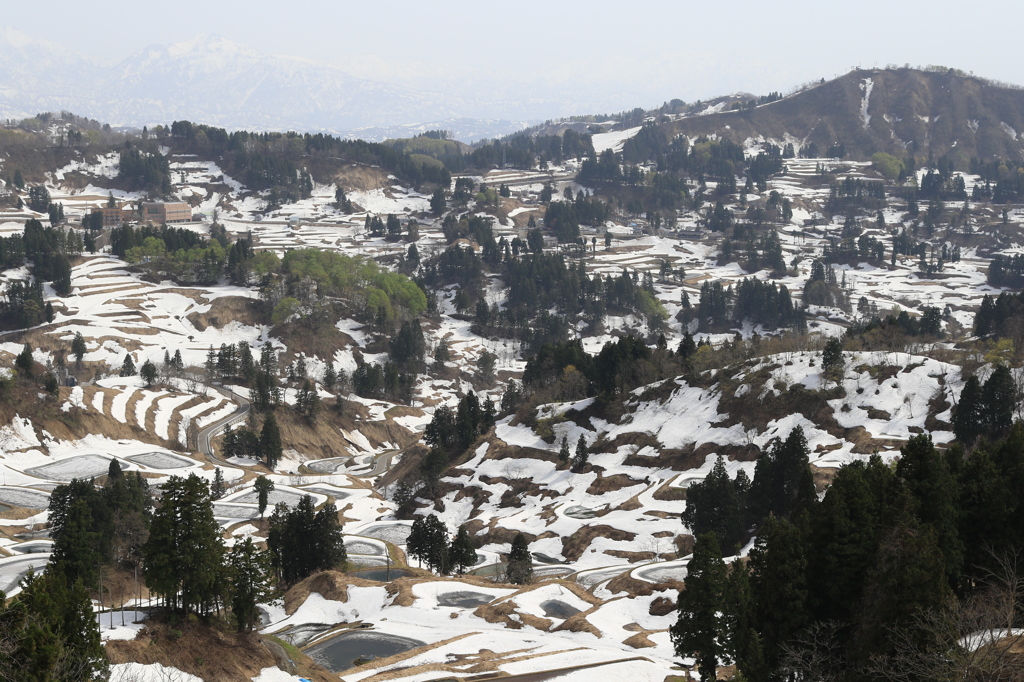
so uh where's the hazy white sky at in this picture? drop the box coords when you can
[6,0,1022,114]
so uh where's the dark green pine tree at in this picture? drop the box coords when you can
[119,353,136,377]
[677,331,697,359]
[406,514,450,574]
[805,457,895,625]
[211,467,226,500]
[254,475,274,517]
[748,515,810,676]
[853,516,952,662]
[49,498,101,588]
[721,559,768,682]
[572,435,589,470]
[143,474,225,614]
[983,365,1015,436]
[4,570,108,680]
[229,537,273,632]
[957,448,1014,586]
[749,426,815,525]
[953,375,983,444]
[15,343,33,377]
[896,435,963,586]
[681,455,744,552]
[260,413,283,470]
[267,496,346,585]
[140,359,158,387]
[430,186,447,215]
[506,532,532,585]
[448,525,477,575]
[71,332,87,365]
[671,532,728,682]
[558,436,570,464]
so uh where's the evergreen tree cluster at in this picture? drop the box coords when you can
[117,147,172,194]
[48,463,152,588]
[267,495,347,585]
[952,365,1016,444]
[673,428,1024,680]
[825,177,886,213]
[406,514,478,575]
[168,120,450,191]
[975,289,1024,337]
[986,253,1024,287]
[222,413,283,469]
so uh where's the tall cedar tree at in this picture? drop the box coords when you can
[682,455,744,551]
[748,515,810,676]
[407,514,450,573]
[506,532,532,585]
[267,496,346,585]
[260,413,283,469]
[0,570,108,680]
[448,525,477,574]
[254,475,275,517]
[229,537,273,632]
[143,474,224,614]
[671,532,729,682]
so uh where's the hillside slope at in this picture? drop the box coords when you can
[666,68,1024,162]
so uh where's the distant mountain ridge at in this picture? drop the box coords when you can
[664,68,1024,162]
[0,29,536,142]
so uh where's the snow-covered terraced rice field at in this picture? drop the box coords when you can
[0,486,50,509]
[24,455,118,481]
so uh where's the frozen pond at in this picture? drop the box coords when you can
[541,600,582,619]
[0,554,49,594]
[575,567,627,588]
[345,541,385,556]
[25,455,116,481]
[306,458,351,474]
[212,503,259,519]
[300,485,351,500]
[358,523,412,545]
[126,452,195,469]
[0,487,50,510]
[633,562,688,583]
[564,505,598,519]
[437,591,493,608]
[12,541,53,554]
[276,623,333,647]
[349,568,410,582]
[228,489,306,506]
[306,630,425,672]
[533,566,575,579]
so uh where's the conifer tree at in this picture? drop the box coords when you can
[120,353,136,377]
[682,455,744,551]
[448,525,477,574]
[559,435,570,464]
[143,474,224,614]
[3,570,108,680]
[260,414,282,470]
[748,515,810,676]
[573,434,589,470]
[506,532,532,585]
[211,467,226,500]
[254,475,274,518]
[672,532,728,682]
[953,375,983,444]
[49,498,101,588]
[407,514,450,573]
[267,496,346,585]
[140,359,158,387]
[15,343,33,377]
[229,537,273,632]
[71,332,87,366]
